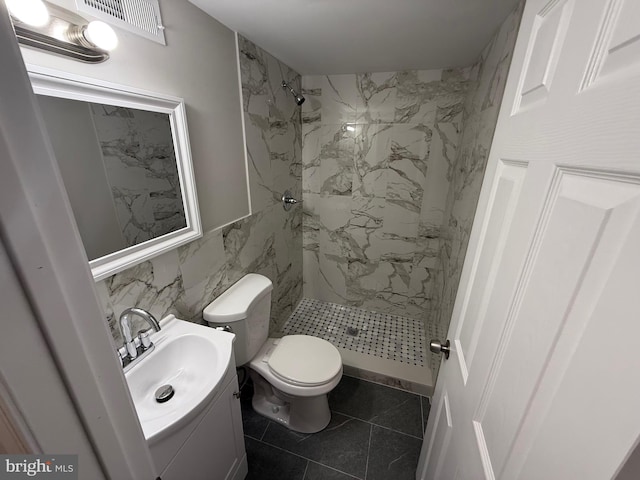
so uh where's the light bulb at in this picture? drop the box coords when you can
[84,21,118,51]
[6,0,50,27]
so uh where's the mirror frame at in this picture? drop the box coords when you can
[28,64,202,281]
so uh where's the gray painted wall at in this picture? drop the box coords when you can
[37,95,125,260]
[22,0,249,232]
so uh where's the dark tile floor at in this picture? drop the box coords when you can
[241,375,431,480]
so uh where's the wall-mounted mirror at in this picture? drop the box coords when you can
[29,65,202,281]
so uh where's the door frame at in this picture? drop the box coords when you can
[0,5,156,478]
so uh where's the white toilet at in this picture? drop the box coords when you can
[203,273,343,433]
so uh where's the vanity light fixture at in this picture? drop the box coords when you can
[6,0,49,27]
[67,20,119,51]
[6,0,118,63]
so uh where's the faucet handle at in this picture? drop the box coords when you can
[137,329,152,350]
[125,339,138,359]
[117,348,125,367]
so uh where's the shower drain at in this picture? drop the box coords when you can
[346,326,359,336]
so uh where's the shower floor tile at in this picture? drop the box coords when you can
[283,298,427,367]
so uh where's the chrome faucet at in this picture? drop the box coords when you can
[118,307,161,364]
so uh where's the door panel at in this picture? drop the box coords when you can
[518,195,640,479]
[502,172,640,479]
[456,160,528,383]
[514,0,574,113]
[423,390,454,479]
[477,168,640,477]
[582,0,640,88]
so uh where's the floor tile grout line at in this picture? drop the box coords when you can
[244,432,265,442]
[330,410,424,441]
[367,397,413,424]
[307,459,363,480]
[420,398,424,437]
[246,435,311,464]
[364,423,373,480]
[301,460,309,480]
[260,421,270,441]
[247,435,363,480]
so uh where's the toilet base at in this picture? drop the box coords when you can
[250,370,331,433]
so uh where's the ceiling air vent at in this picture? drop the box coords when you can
[75,0,166,45]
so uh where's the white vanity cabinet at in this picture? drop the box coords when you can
[152,366,247,480]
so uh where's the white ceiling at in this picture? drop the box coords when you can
[188,0,521,75]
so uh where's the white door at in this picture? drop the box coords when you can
[418,0,640,478]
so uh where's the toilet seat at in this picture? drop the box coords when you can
[268,335,342,387]
[249,337,343,397]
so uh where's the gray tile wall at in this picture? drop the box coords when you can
[97,35,303,345]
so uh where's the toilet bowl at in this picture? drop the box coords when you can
[203,274,342,433]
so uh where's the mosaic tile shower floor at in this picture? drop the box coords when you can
[283,298,429,367]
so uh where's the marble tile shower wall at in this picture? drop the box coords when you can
[431,3,524,334]
[96,35,303,344]
[301,69,470,322]
[237,35,303,331]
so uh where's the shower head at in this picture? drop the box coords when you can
[282,80,305,106]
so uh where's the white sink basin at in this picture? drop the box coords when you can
[124,315,234,443]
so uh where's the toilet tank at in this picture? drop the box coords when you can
[203,274,273,366]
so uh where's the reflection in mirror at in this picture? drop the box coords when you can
[37,96,187,261]
[29,65,201,281]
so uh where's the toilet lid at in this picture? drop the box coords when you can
[268,335,342,386]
